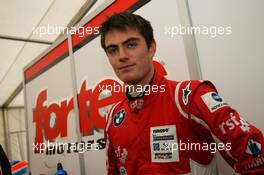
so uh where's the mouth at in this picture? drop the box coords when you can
[118,64,135,71]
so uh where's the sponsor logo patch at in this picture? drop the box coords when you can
[153,143,160,151]
[115,146,128,174]
[218,113,251,134]
[246,139,261,157]
[182,82,192,105]
[244,155,264,171]
[201,92,228,112]
[114,109,126,127]
[150,125,179,163]
[119,166,127,175]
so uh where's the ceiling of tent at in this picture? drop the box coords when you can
[0,0,100,107]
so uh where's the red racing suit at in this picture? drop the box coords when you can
[105,72,264,175]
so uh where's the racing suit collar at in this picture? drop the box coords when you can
[126,72,165,113]
[126,71,156,101]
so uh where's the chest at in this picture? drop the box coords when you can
[109,94,190,161]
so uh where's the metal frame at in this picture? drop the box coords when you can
[23,75,31,174]
[2,109,11,158]
[176,0,203,80]
[18,108,26,161]
[1,109,8,155]
[2,83,23,108]
[0,106,24,110]
[52,0,98,44]
[74,0,115,29]
[67,32,86,175]
[64,0,97,31]
[0,35,52,45]
[65,1,115,173]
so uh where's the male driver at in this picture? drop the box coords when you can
[100,11,264,175]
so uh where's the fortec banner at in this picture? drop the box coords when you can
[24,0,190,174]
[33,60,166,153]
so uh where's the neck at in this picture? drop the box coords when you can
[134,67,155,84]
[126,68,155,96]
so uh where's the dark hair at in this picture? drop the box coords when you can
[100,11,154,50]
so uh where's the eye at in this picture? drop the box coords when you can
[126,41,137,49]
[106,47,118,55]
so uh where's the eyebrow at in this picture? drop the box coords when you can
[105,37,140,51]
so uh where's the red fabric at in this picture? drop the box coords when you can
[105,72,264,175]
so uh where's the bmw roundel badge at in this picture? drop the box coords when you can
[114,109,126,127]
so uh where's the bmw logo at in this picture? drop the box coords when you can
[211,92,222,102]
[114,109,126,127]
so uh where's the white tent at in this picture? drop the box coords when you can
[0,0,107,161]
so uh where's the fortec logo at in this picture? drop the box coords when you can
[33,79,124,153]
[33,61,167,153]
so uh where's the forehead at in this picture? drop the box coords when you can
[105,28,143,46]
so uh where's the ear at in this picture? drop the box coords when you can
[149,40,156,58]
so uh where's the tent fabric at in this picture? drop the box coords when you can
[0,0,91,107]
[0,0,101,163]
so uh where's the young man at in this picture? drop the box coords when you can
[100,11,264,175]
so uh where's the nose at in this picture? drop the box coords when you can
[118,46,129,62]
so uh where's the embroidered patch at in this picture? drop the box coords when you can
[150,125,179,162]
[201,92,228,112]
[114,109,126,127]
[182,81,192,105]
[246,139,261,157]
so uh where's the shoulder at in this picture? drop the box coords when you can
[173,80,217,116]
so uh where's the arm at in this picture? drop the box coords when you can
[177,81,264,174]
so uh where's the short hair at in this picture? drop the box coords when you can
[100,11,154,50]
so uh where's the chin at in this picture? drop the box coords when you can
[120,77,133,84]
[119,74,137,84]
